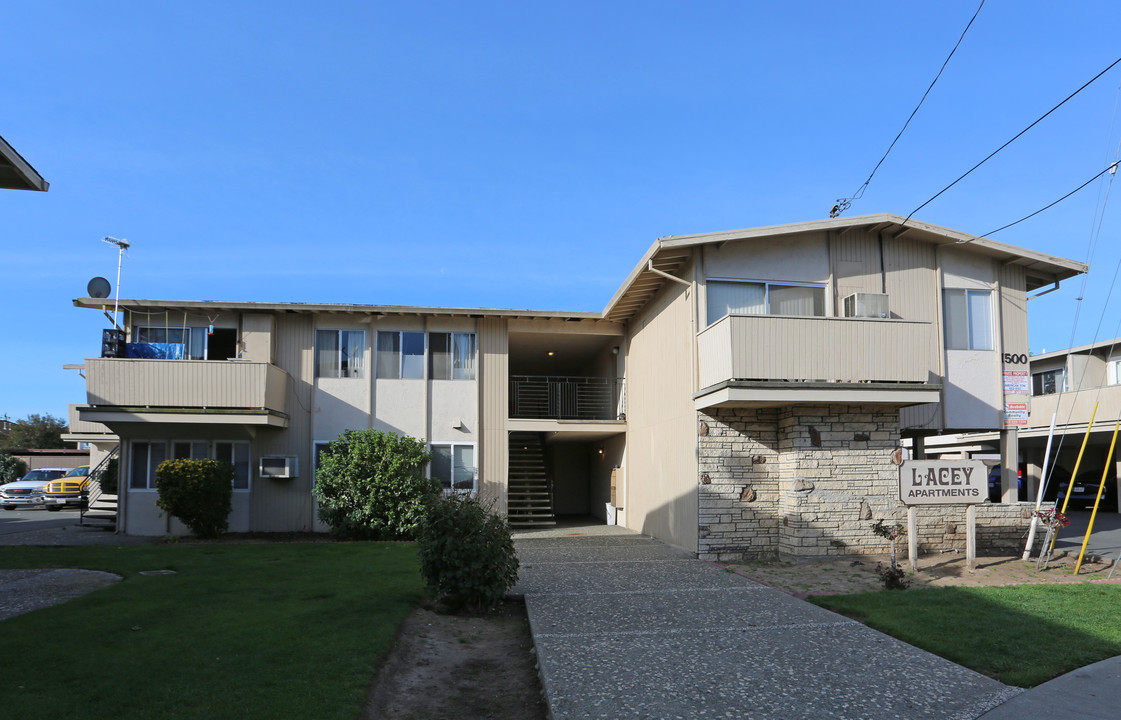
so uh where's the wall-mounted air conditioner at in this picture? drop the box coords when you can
[259,455,299,479]
[842,292,890,319]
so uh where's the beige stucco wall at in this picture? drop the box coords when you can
[624,265,699,553]
[940,247,1001,430]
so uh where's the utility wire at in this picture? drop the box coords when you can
[831,0,985,218]
[975,162,1119,239]
[904,53,1121,224]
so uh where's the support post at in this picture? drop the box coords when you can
[999,428,1019,504]
[966,504,977,571]
[908,506,918,572]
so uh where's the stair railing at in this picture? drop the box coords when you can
[81,444,120,526]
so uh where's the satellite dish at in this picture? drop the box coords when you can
[87,277,111,299]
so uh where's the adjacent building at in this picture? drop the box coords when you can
[69,214,1086,558]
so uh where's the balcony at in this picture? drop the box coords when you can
[1026,385,1121,433]
[509,376,624,421]
[695,315,941,408]
[80,358,290,427]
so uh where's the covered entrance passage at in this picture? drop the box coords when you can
[507,429,625,528]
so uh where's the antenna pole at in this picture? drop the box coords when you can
[101,237,130,331]
[113,242,124,330]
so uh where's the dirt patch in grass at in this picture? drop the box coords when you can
[728,550,1121,597]
[363,599,547,720]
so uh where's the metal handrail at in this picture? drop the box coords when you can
[509,375,625,421]
[80,445,120,526]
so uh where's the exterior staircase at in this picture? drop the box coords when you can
[81,446,119,529]
[507,432,555,527]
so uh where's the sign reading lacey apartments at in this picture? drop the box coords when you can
[898,460,986,505]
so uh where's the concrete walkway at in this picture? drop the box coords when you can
[513,523,1026,720]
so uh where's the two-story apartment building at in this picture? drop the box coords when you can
[71,214,1086,558]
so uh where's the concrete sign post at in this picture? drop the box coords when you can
[899,460,987,571]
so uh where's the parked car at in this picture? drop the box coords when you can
[0,468,69,510]
[987,465,1024,502]
[43,465,91,511]
[1057,468,1118,510]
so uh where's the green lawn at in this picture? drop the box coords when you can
[0,543,423,719]
[812,584,1121,687]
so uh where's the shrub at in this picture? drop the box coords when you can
[312,429,437,540]
[0,453,28,485]
[98,457,119,495]
[418,494,519,613]
[155,459,233,539]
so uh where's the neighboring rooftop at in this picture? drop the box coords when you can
[0,135,48,192]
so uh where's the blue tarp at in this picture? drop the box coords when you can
[125,342,185,359]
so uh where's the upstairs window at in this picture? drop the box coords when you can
[429,332,477,380]
[376,331,426,379]
[316,330,365,378]
[135,327,208,359]
[1109,360,1121,386]
[706,279,825,326]
[1032,369,1066,396]
[943,289,993,351]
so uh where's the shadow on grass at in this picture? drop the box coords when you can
[812,584,1121,687]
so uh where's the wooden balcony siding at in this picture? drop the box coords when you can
[1025,385,1121,432]
[66,404,113,435]
[85,358,289,413]
[697,315,937,388]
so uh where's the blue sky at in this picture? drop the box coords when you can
[4,1,1121,422]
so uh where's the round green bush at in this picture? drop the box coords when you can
[155,459,233,539]
[312,429,437,540]
[0,453,28,485]
[418,494,519,613]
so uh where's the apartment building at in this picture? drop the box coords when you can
[70,214,1086,558]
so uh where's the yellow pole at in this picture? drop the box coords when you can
[1047,402,1099,555]
[1074,420,1120,575]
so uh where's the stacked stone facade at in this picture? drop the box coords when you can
[697,404,1038,561]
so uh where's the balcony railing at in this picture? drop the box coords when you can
[1026,384,1121,430]
[85,358,289,415]
[697,314,937,388]
[510,376,624,421]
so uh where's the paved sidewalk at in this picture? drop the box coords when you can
[513,524,1020,719]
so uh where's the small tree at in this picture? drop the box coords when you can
[0,453,28,484]
[870,519,909,590]
[312,429,437,539]
[155,459,233,539]
[418,493,519,613]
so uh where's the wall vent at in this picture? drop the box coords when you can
[259,455,299,479]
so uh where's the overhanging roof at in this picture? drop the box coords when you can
[73,297,611,323]
[0,135,48,191]
[602,214,1088,323]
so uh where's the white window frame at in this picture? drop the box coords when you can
[376,330,426,379]
[129,440,167,491]
[705,278,827,326]
[428,332,477,380]
[312,441,332,488]
[429,442,478,495]
[943,288,994,351]
[315,329,366,378]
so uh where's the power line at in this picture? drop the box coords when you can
[904,53,1121,224]
[831,0,985,218]
[976,162,1118,239]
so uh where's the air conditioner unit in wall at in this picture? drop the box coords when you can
[842,292,890,319]
[259,455,299,479]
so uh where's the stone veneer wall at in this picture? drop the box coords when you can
[697,405,1039,561]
